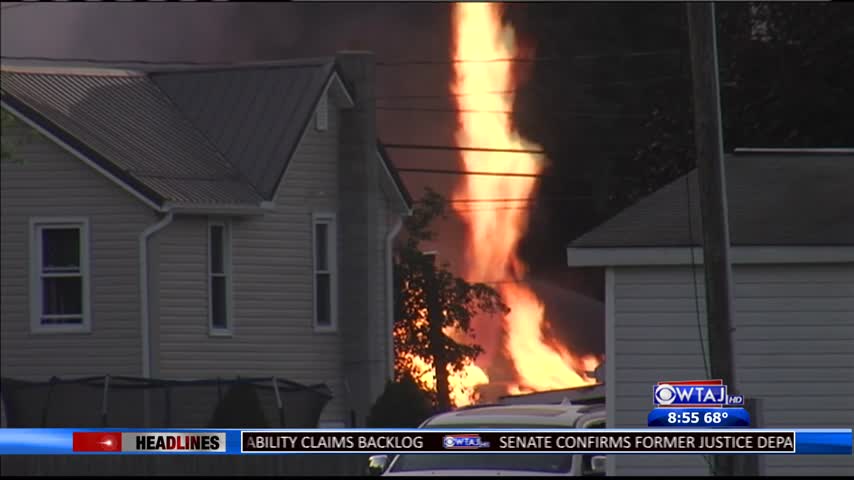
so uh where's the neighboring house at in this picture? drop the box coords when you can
[566,149,854,476]
[0,52,413,428]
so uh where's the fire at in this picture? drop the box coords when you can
[451,3,599,394]
[395,291,489,407]
[405,352,489,408]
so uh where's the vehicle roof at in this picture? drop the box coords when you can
[424,403,605,428]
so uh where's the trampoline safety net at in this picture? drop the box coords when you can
[0,376,333,428]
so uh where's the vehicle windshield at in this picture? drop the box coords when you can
[389,453,573,474]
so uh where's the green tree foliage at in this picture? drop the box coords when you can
[393,189,509,407]
[366,374,435,428]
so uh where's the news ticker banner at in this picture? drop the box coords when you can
[0,429,850,455]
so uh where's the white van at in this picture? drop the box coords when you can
[368,403,607,476]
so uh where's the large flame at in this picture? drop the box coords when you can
[451,3,599,396]
[396,305,489,408]
[406,349,490,408]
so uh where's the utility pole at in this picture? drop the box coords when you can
[423,251,451,412]
[686,3,738,476]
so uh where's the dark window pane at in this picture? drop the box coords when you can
[315,223,328,271]
[42,277,83,316]
[210,225,224,274]
[211,276,227,329]
[315,273,331,326]
[42,228,80,272]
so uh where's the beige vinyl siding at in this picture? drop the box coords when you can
[154,101,347,425]
[0,120,155,379]
[610,263,854,476]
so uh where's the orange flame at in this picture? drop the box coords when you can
[406,351,489,408]
[451,3,599,396]
[396,297,489,407]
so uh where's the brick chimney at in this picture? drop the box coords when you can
[335,51,384,426]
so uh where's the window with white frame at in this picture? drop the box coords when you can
[31,219,90,331]
[313,214,337,331]
[208,220,232,332]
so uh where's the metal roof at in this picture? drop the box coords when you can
[498,384,606,406]
[570,151,854,248]
[1,66,263,206]
[0,58,416,212]
[149,60,336,199]
[424,404,599,428]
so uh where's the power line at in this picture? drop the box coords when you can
[375,49,682,66]
[448,196,589,204]
[375,75,687,100]
[377,89,518,100]
[397,167,547,178]
[455,206,538,212]
[376,106,647,119]
[383,143,546,155]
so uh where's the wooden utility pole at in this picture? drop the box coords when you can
[423,252,451,412]
[686,3,738,476]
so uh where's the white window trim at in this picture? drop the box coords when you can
[312,212,338,333]
[315,91,329,131]
[29,217,91,334]
[208,219,234,337]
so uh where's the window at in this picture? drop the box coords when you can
[30,218,90,332]
[313,214,337,331]
[208,220,232,333]
[315,92,329,131]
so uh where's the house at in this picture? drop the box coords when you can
[566,149,854,476]
[0,52,413,428]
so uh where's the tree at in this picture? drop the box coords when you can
[393,189,509,410]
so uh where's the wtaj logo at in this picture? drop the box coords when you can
[654,380,744,407]
[442,434,490,450]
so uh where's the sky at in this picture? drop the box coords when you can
[1,2,606,364]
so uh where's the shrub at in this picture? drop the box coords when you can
[367,376,434,428]
[208,383,269,428]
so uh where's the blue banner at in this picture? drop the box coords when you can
[648,408,750,428]
[0,428,850,455]
[794,430,854,455]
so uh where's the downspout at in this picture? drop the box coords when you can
[385,216,404,380]
[139,212,174,378]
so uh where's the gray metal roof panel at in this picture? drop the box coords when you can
[570,152,854,248]
[150,61,335,198]
[137,176,264,206]
[1,68,262,206]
